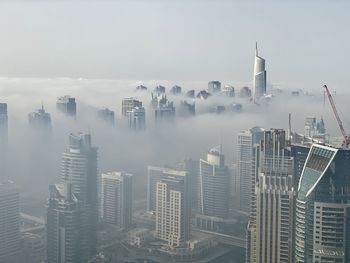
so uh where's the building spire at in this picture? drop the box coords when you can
[255,41,258,56]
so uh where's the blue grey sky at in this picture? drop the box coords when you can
[0,1,349,92]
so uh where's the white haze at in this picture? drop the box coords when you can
[0,77,349,215]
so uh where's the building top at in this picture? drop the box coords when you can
[297,143,340,200]
[68,132,96,152]
[101,171,133,180]
[57,95,75,103]
[0,103,7,114]
[148,166,187,177]
[0,180,18,193]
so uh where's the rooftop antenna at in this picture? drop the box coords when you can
[255,41,258,56]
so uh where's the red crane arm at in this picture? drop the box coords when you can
[323,85,348,142]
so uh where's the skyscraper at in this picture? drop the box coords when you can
[154,101,175,126]
[247,129,295,263]
[122,98,142,117]
[304,116,329,143]
[155,172,190,248]
[46,183,80,263]
[28,105,52,131]
[56,95,77,117]
[0,103,8,179]
[0,181,20,263]
[196,146,230,230]
[0,102,8,148]
[236,127,264,214]
[178,101,195,117]
[154,85,166,94]
[294,144,350,263]
[97,108,115,126]
[253,43,267,101]
[177,159,200,213]
[208,81,221,93]
[47,133,98,262]
[170,85,182,95]
[147,166,187,213]
[127,106,146,131]
[100,171,133,229]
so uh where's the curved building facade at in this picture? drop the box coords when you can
[295,144,350,263]
[253,43,267,101]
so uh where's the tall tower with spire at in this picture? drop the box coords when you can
[253,42,267,101]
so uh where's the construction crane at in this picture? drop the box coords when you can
[323,85,350,147]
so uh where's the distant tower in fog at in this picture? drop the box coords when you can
[253,43,266,101]
[208,81,221,93]
[28,105,52,131]
[0,103,8,148]
[100,171,133,229]
[0,103,8,179]
[122,98,142,117]
[97,108,115,126]
[127,106,146,131]
[56,95,76,117]
[0,181,20,263]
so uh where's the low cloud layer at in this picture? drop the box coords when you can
[0,77,349,215]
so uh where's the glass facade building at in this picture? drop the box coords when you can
[295,144,350,263]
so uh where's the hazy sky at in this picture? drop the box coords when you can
[0,1,349,92]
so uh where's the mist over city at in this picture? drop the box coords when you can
[0,1,350,263]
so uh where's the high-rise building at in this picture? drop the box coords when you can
[47,133,98,262]
[0,103,8,179]
[56,95,76,117]
[222,85,235,97]
[28,105,52,131]
[154,85,166,94]
[0,102,8,148]
[304,116,329,143]
[127,106,146,131]
[155,101,175,126]
[178,101,195,117]
[304,117,317,138]
[21,233,46,263]
[0,181,20,263]
[196,146,230,230]
[177,159,200,213]
[97,108,115,126]
[253,43,267,101]
[247,129,295,263]
[294,144,350,263]
[46,183,80,263]
[100,171,133,229]
[208,81,221,93]
[170,85,182,95]
[122,98,142,117]
[136,85,147,91]
[147,166,187,213]
[236,127,264,214]
[155,172,190,248]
